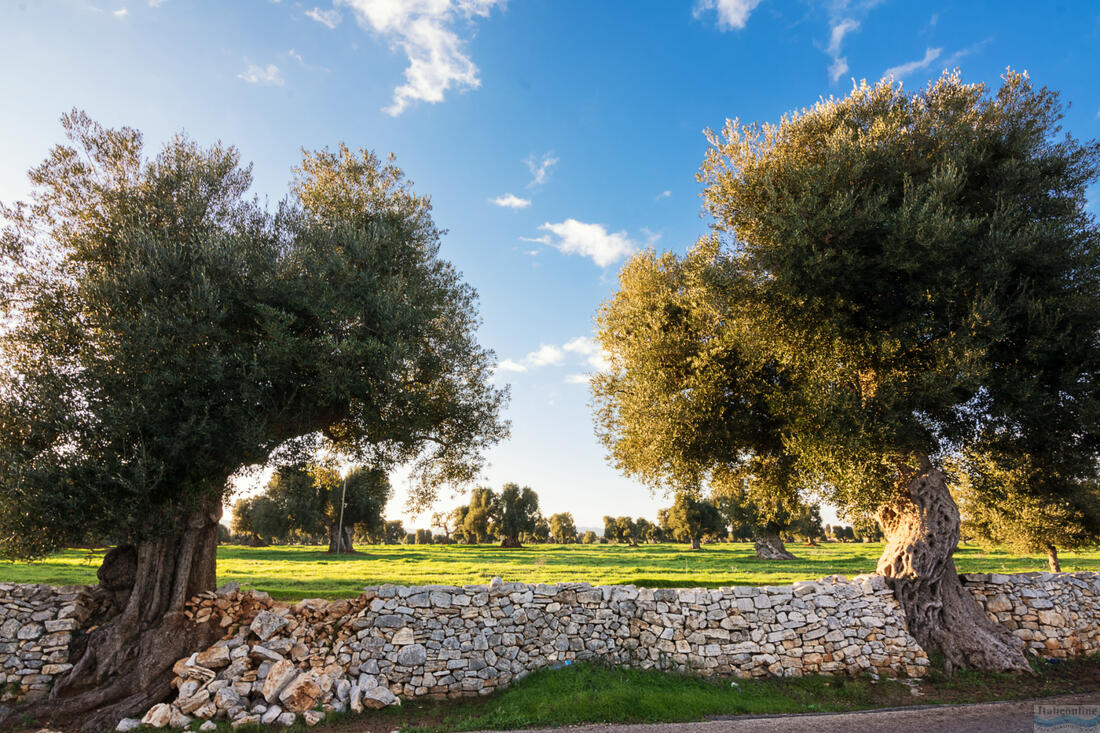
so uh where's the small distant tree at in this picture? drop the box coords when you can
[495,483,540,548]
[415,528,433,545]
[823,524,833,540]
[663,494,724,549]
[851,515,884,543]
[549,513,578,544]
[789,504,825,546]
[602,516,617,542]
[952,451,1100,572]
[581,530,598,544]
[523,514,550,544]
[463,487,497,542]
[383,520,405,545]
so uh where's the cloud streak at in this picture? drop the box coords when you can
[693,0,764,30]
[238,63,285,86]
[525,153,558,188]
[490,193,531,209]
[538,219,637,268]
[307,6,342,28]
[337,0,504,116]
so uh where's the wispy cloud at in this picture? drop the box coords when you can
[495,358,527,373]
[148,0,168,6]
[883,47,942,80]
[519,235,551,245]
[113,7,128,17]
[337,0,504,116]
[693,0,764,30]
[306,6,342,28]
[490,193,531,209]
[539,219,637,268]
[565,374,590,384]
[656,190,671,200]
[826,18,859,82]
[526,344,564,367]
[563,336,611,372]
[525,153,558,188]
[238,63,285,86]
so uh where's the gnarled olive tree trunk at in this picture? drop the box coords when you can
[327,524,355,554]
[1046,545,1061,573]
[876,465,1031,674]
[9,504,224,732]
[753,534,796,560]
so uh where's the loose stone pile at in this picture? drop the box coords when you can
[963,571,1100,658]
[124,573,929,728]
[0,583,96,705]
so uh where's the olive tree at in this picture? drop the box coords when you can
[495,483,540,548]
[548,512,577,544]
[0,113,508,728]
[691,71,1100,672]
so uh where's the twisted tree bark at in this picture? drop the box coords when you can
[753,534,797,560]
[876,464,1031,674]
[1046,545,1061,573]
[327,524,355,554]
[5,504,223,732]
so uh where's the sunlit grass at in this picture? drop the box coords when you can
[1,542,1096,601]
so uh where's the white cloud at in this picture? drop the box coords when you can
[828,56,849,83]
[539,219,637,267]
[883,47,942,80]
[525,344,564,367]
[656,190,671,200]
[495,358,527,373]
[337,0,504,116]
[525,153,558,188]
[825,17,859,82]
[519,235,550,245]
[563,336,611,371]
[490,193,531,209]
[149,0,168,6]
[565,374,590,384]
[238,63,285,86]
[289,49,304,63]
[693,0,763,30]
[307,6,342,28]
[827,18,859,56]
[113,7,128,16]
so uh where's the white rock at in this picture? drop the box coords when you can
[140,703,172,728]
[115,719,141,733]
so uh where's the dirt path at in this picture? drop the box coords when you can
[474,693,1100,733]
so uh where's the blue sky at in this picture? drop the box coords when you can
[3,0,1099,530]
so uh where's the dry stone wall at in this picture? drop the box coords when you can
[2,571,1098,730]
[962,571,1100,658]
[0,583,97,705]
[125,574,930,728]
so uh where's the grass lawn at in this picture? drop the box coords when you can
[2,542,1097,601]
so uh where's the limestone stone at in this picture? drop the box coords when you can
[261,660,298,702]
[397,643,427,666]
[278,673,321,712]
[250,611,289,641]
[140,703,172,728]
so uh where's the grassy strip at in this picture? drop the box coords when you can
[3,543,1098,601]
[231,656,1100,733]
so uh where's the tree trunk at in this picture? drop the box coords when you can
[327,524,355,554]
[1046,545,1061,573]
[5,503,224,732]
[500,536,522,548]
[876,464,1031,674]
[753,534,797,560]
[689,537,701,550]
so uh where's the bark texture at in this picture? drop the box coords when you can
[754,534,797,560]
[499,536,522,548]
[690,537,701,550]
[8,504,223,732]
[327,525,355,554]
[1047,545,1061,573]
[876,465,1031,674]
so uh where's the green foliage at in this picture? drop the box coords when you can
[548,513,578,544]
[695,71,1100,515]
[581,530,598,545]
[495,483,540,544]
[0,113,508,560]
[462,488,497,543]
[659,495,726,546]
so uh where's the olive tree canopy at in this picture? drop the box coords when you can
[0,112,508,728]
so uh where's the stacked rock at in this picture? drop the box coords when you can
[127,574,930,728]
[0,583,96,705]
[962,571,1100,658]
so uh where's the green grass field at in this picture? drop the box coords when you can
[2,541,1098,601]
